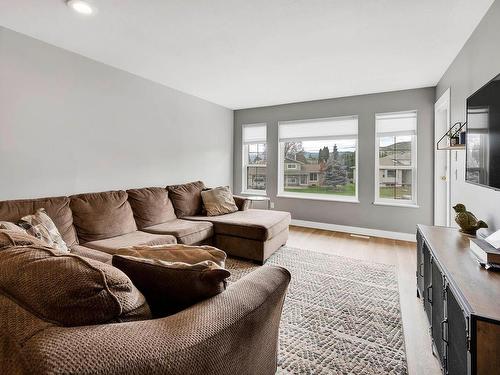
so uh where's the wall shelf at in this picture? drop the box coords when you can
[436,121,467,151]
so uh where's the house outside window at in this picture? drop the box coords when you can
[242,123,267,193]
[278,116,358,202]
[375,111,417,206]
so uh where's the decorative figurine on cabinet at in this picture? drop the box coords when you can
[453,203,488,235]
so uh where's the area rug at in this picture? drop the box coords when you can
[226,247,408,375]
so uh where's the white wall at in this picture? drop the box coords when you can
[0,27,233,199]
[436,1,500,232]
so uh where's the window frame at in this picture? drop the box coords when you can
[242,123,267,195]
[277,116,359,203]
[374,111,418,208]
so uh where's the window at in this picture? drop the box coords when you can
[242,123,267,193]
[278,116,358,201]
[375,111,417,206]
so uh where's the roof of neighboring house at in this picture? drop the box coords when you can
[284,157,304,164]
[301,164,322,172]
[378,151,411,166]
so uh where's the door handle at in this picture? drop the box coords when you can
[441,319,448,343]
[441,175,447,181]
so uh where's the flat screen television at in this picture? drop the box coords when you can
[466,73,500,190]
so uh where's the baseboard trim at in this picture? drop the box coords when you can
[290,219,416,242]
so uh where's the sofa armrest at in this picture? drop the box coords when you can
[20,266,290,375]
[233,195,251,211]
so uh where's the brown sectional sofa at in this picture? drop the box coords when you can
[0,183,291,263]
[0,182,292,374]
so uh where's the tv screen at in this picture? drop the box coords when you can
[466,73,500,190]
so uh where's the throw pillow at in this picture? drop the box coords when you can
[167,181,205,217]
[18,208,69,251]
[201,186,238,216]
[116,244,227,267]
[0,221,27,233]
[112,254,230,317]
[0,245,152,326]
[0,229,47,250]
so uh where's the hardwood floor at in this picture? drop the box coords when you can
[286,225,442,375]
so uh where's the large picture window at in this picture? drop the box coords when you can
[375,111,417,206]
[242,123,267,193]
[278,116,358,202]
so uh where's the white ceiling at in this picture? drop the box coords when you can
[0,0,494,109]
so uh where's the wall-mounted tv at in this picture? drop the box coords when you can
[466,73,500,190]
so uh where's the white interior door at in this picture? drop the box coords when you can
[434,89,451,226]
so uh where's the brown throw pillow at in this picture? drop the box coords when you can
[0,245,151,326]
[167,181,205,217]
[18,208,69,251]
[201,186,238,216]
[112,254,230,317]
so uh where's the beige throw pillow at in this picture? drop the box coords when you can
[116,244,227,267]
[0,221,27,233]
[18,208,69,251]
[201,186,238,216]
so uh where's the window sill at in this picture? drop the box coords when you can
[373,201,419,208]
[277,193,360,203]
[240,190,267,196]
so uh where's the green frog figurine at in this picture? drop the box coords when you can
[452,203,488,235]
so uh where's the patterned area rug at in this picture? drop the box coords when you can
[226,247,408,375]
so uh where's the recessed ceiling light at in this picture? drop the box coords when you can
[66,0,95,15]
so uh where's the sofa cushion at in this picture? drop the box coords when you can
[0,196,78,247]
[126,187,176,229]
[70,245,113,264]
[0,245,151,327]
[18,208,69,251]
[201,186,238,216]
[70,190,137,243]
[167,181,205,218]
[142,219,213,245]
[112,254,230,317]
[83,231,177,254]
[184,209,291,241]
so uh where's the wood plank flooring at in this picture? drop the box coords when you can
[286,225,442,375]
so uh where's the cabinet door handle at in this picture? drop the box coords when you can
[419,263,424,277]
[441,319,448,343]
[426,285,432,304]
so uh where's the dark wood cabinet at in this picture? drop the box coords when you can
[417,225,500,375]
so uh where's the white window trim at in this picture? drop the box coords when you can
[374,111,418,207]
[277,126,359,203]
[242,123,267,195]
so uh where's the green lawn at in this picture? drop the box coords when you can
[379,186,412,199]
[284,183,356,196]
[284,184,411,199]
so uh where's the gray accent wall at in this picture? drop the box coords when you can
[436,1,500,232]
[234,87,435,234]
[0,27,233,199]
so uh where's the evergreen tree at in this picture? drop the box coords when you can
[323,144,348,188]
[318,146,330,163]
